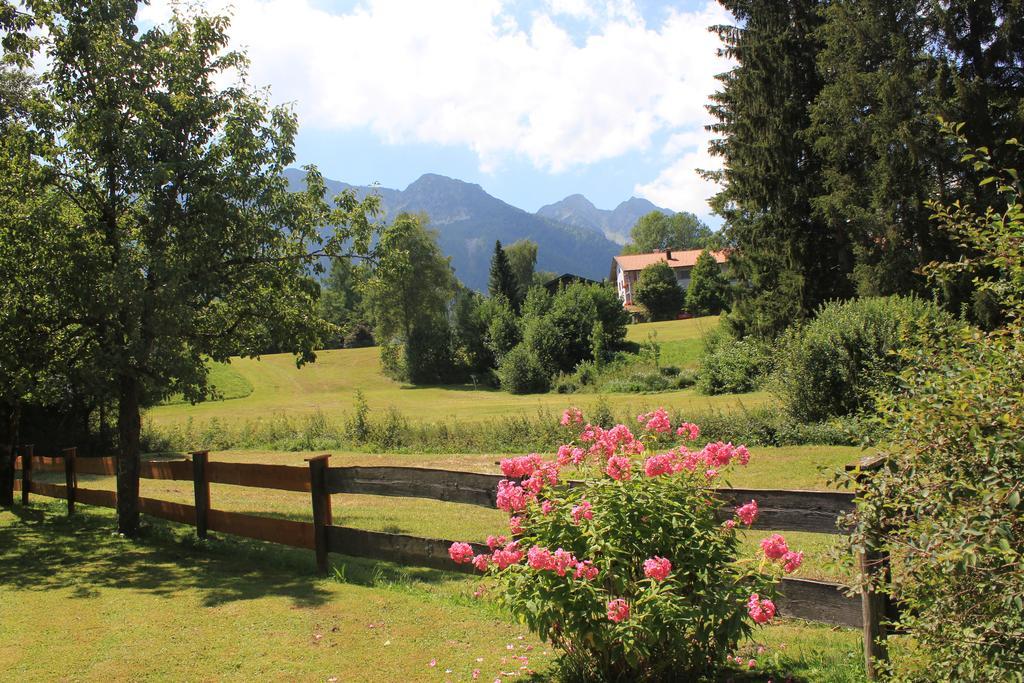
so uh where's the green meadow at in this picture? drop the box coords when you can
[146,316,771,430]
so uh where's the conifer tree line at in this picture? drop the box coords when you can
[708,0,1023,338]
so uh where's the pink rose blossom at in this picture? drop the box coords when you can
[571,500,593,524]
[760,534,789,560]
[676,422,700,440]
[508,516,524,535]
[747,659,756,669]
[782,550,804,573]
[496,480,528,512]
[551,548,577,576]
[643,556,672,582]
[492,542,523,569]
[449,542,474,564]
[560,407,584,426]
[486,535,508,550]
[606,598,630,623]
[747,593,776,624]
[527,546,554,571]
[606,455,632,481]
[637,408,672,434]
[556,444,586,467]
[723,519,737,530]
[736,500,758,526]
[643,452,676,477]
[574,560,599,580]
[735,445,750,466]
[472,554,491,572]
[500,454,543,479]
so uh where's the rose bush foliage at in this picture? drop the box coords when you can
[450,408,803,681]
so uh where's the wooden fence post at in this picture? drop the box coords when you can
[63,447,77,515]
[306,454,332,574]
[191,450,210,539]
[847,454,890,680]
[21,444,33,505]
[859,547,890,680]
[0,444,12,508]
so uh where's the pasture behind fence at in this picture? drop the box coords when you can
[4,445,891,678]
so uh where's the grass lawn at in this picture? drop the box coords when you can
[146,316,756,428]
[0,501,868,682]
[626,315,718,369]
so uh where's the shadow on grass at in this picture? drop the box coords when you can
[1,500,479,604]
[0,502,331,608]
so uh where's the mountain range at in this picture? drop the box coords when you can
[283,168,674,292]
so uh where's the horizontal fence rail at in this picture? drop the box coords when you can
[7,449,868,632]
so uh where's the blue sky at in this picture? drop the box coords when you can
[141,1,732,226]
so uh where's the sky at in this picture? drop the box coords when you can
[139,0,733,226]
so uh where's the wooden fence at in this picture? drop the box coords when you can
[5,445,890,677]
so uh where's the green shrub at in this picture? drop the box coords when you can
[697,326,773,395]
[450,417,791,681]
[672,370,697,390]
[553,375,579,394]
[497,344,550,394]
[772,296,961,422]
[603,371,670,393]
[344,390,371,444]
[521,282,630,376]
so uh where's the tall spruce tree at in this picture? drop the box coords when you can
[488,240,520,309]
[685,251,729,315]
[809,0,1024,316]
[707,0,853,338]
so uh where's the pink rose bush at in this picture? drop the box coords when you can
[448,407,803,680]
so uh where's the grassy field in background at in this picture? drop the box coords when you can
[626,315,719,369]
[146,316,766,428]
[0,502,869,682]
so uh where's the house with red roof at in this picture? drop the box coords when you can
[610,248,729,307]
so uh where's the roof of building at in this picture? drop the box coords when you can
[611,249,729,277]
[542,273,601,293]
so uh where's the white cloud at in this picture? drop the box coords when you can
[139,0,730,211]
[634,132,721,219]
[545,0,597,19]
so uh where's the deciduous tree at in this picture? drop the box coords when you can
[621,211,712,255]
[18,2,391,534]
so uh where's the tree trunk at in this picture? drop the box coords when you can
[116,375,141,535]
[0,444,12,508]
[0,402,20,508]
